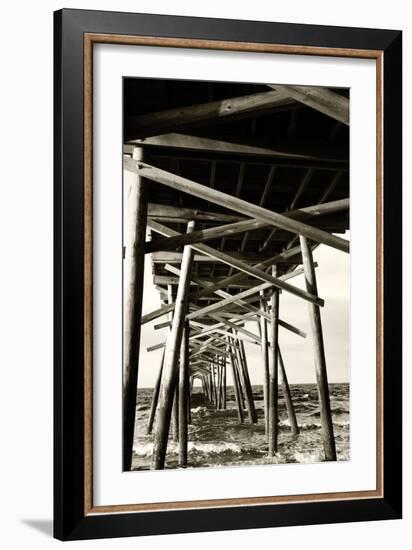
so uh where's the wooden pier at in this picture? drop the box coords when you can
[123,79,349,470]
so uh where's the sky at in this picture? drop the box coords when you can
[135,231,350,388]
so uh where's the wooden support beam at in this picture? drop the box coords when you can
[239,165,277,255]
[165,263,265,322]
[222,360,227,410]
[125,158,350,253]
[126,133,347,164]
[190,244,303,300]
[146,349,164,435]
[236,336,257,423]
[146,217,267,253]
[187,282,272,320]
[148,203,245,223]
[290,168,314,210]
[125,89,293,139]
[147,197,348,254]
[152,222,196,470]
[229,346,244,423]
[270,85,349,125]
[178,322,189,467]
[278,347,299,436]
[123,147,147,471]
[260,298,270,437]
[300,236,337,461]
[141,244,306,326]
[146,218,324,306]
[268,266,280,456]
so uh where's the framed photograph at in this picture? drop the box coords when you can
[54,8,402,541]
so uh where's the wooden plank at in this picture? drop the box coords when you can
[300,236,337,461]
[125,158,350,253]
[127,133,348,163]
[147,203,245,223]
[125,89,293,139]
[270,85,349,125]
[146,219,324,306]
[151,250,277,264]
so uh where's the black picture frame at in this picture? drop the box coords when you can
[54,8,402,541]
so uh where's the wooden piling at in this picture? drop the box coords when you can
[268,266,280,456]
[222,360,227,409]
[278,347,299,436]
[260,297,270,436]
[187,377,192,425]
[146,349,164,434]
[229,348,244,423]
[300,236,336,461]
[178,322,189,467]
[152,221,195,470]
[237,338,257,423]
[123,147,148,471]
[172,384,179,442]
[217,361,222,409]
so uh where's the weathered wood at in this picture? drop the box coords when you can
[278,347,299,436]
[123,148,148,471]
[146,218,324,306]
[268,266,280,456]
[178,323,189,467]
[270,85,349,125]
[190,245,301,301]
[148,202,246,223]
[165,264,264,323]
[147,197,348,254]
[168,284,179,444]
[260,298,270,437]
[172,383,179,443]
[187,282,271,320]
[236,336,257,423]
[125,159,350,253]
[239,165,276,255]
[217,361,222,409]
[146,349,164,435]
[222,360,227,410]
[152,222,196,470]
[300,236,337,461]
[127,133,348,164]
[229,346,244,423]
[125,89,293,139]
[146,217,267,253]
[290,168,314,210]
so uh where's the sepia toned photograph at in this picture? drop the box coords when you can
[122,77,350,472]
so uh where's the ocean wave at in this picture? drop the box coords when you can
[133,441,243,457]
[279,419,349,430]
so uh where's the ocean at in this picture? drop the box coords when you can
[131,383,350,470]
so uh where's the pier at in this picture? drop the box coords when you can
[123,78,349,470]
